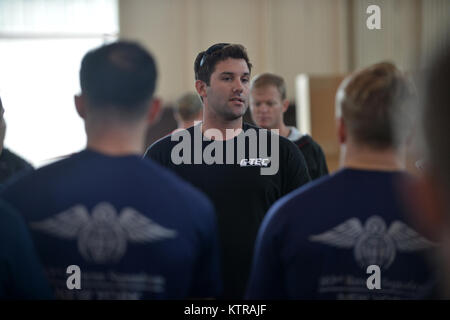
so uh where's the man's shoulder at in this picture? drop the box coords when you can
[146,126,197,156]
[260,171,347,239]
[2,153,73,189]
[2,150,214,218]
[293,134,314,148]
[262,169,421,249]
[148,130,181,148]
[243,123,297,149]
[294,134,325,151]
[243,122,261,132]
[271,169,409,219]
[0,148,33,169]
[275,172,335,211]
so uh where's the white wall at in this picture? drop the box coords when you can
[119,0,350,102]
[120,0,450,103]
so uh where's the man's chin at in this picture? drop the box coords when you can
[255,121,272,129]
[223,108,247,121]
[223,113,244,121]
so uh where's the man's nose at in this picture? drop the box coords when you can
[232,79,244,93]
[258,104,269,113]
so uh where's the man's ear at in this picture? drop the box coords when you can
[404,172,447,241]
[173,110,181,124]
[74,94,86,119]
[336,117,347,144]
[195,80,207,100]
[147,97,162,125]
[282,99,290,113]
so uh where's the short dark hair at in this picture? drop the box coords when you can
[80,41,157,117]
[423,44,450,190]
[251,73,287,100]
[336,62,416,149]
[194,43,252,85]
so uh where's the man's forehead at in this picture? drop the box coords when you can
[251,85,282,99]
[213,58,250,75]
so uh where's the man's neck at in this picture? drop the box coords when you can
[340,142,405,171]
[178,120,195,130]
[278,123,290,138]
[85,124,146,156]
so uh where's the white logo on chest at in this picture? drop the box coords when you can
[240,158,270,167]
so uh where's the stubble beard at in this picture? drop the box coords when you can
[215,101,248,121]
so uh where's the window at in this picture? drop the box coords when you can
[0,0,118,167]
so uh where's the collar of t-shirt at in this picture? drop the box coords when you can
[83,148,143,161]
[286,126,302,142]
[199,122,256,142]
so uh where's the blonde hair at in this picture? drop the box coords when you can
[336,62,416,149]
[251,73,286,100]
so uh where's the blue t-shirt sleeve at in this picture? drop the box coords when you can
[0,201,54,299]
[189,203,222,298]
[245,204,286,299]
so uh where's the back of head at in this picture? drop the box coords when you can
[422,45,450,191]
[250,73,287,100]
[80,41,157,119]
[194,43,252,85]
[175,92,203,121]
[336,62,416,149]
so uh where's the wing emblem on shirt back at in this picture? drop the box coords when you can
[309,216,435,269]
[30,202,177,264]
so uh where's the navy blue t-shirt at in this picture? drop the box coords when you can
[0,148,34,185]
[246,168,436,299]
[0,199,53,299]
[1,149,221,299]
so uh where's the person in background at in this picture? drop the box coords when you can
[0,199,53,299]
[173,92,203,129]
[407,42,450,298]
[250,73,328,180]
[0,97,33,187]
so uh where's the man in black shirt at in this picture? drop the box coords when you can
[250,73,328,180]
[145,43,311,298]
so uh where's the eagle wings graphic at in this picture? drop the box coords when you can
[309,216,435,269]
[30,202,177,264]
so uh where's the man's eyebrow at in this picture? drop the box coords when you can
[219,72,250,76]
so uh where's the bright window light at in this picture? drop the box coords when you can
[0,0,118,167]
